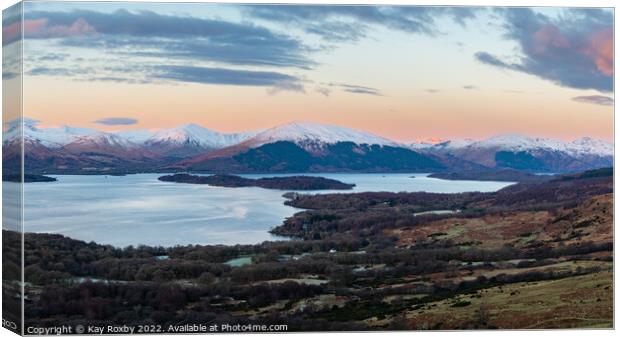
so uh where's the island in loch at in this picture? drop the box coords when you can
[158,173,356,190]
[2,174,57,183]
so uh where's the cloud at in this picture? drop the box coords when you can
[155,65,304,91]
[571,95,613,106]
[18,9,312,70]
[462,85,478,90]
[37,53,70,61]
[27,67,76,77]
[10,9,317,92]
[583,28,613,76]
[3,17,97,46]
[328,83,383,96]
[425,89,440,93]
[23,62,303,90]
[475,51,514,68]
[85,76,152,85]
[2,71,18,80]
[243,5,480,42]
[94,117,139,125]
[476,8,613,92]
[315,86,331,97]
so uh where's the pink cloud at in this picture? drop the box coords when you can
[532,24,569,55]
[43,18,97,38]
[2,21,20,43]
[583,28,613,76]
[3,18,96,44]
[529,23,613,78]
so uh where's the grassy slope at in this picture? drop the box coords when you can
[400,269,612,329]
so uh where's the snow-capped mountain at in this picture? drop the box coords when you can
[239,121,397,150]
[412,133,613,158]
[2,118,613,174]
[62,132,163,162]
[3,119,98,148]
[4,120,260,158]
[422,134,614,172]
[177,121,444,173]
[115,129,155,144]
[410,138,474,151]
[190,121,399,161]
[68,133,138,149]
[565,137,614,157]
[145,123,258,149]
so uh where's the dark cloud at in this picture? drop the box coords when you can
[85,76,152,85]
[244,5,480,42]
[118,37,312,69]
[462,85,477,90]
[328,83,383,96]
[27,67,76,77]
[155,65,303,91]
[2,70,19,80]
[23,61,304,91]
[344,88,382,96]
[475,51,514,68]
[476,8,612,92]
[571,95,613,106]
[38,53,69,61]
[18,9,312,69]
[94,117,138,125]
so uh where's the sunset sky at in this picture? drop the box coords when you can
[2,2,614,142]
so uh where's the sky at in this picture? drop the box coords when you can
[2,2,614,142]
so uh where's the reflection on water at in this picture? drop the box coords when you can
[14,173,513,247]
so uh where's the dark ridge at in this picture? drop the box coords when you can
[555,167,613,181]
[158,173,355,190]
[2,174,57,183]
[429,169,552,183]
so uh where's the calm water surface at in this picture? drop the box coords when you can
[10,173,513,247]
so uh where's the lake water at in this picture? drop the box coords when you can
[6,173,513,247]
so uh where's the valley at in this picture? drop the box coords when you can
[5,168,613,330]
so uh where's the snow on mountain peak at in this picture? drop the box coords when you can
[247,121,396,148]
[145,123,258,149]
[567,137,613,157]
[3,118,613,159]
[5,121,98,147]
[70,132,138,149]
[472,133,566,151]
[447,133,613,157]
[410,138,474,150]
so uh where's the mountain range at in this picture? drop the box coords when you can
[2,119,613,174]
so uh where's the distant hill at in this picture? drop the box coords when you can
[177,141,446,173]
[3,119,613,174]
[429,169,552,182]
[410,134,613,173]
